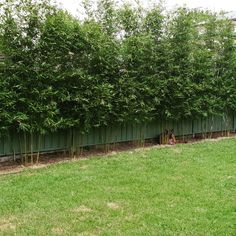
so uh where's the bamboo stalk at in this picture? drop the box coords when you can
[19,133,23,165]
[36,134,41,164]
[209,116,213,139]
[30,132,33,165]
[72,129,75,159]
[24,132,27,165]
[13,148,16,162]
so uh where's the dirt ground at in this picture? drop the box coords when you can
[0,132,235,175]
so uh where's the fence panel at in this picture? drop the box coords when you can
[0,113,235,158]
[234,114,236,131]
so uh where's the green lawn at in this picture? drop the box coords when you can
[0,138,236,236]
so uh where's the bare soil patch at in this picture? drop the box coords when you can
[72,205,93,213]
[107,202,120,210]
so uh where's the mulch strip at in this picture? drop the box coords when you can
[0,132,235,175]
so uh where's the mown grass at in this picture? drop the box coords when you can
[0,138,235,236]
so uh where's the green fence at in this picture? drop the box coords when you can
[0,114,235,158]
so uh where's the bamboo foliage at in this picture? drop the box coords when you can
[0,0,235,161]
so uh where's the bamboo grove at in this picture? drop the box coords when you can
[0,0,236,137]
